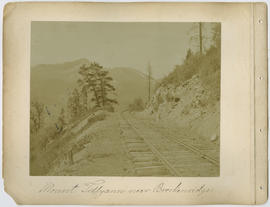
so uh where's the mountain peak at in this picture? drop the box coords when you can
[32,58,90,70]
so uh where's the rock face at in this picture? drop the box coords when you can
[145,74,220,141]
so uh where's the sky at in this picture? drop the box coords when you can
[31,22,213,78]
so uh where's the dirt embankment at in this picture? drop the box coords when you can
[47,113,132,176]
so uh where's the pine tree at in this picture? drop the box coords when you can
[67,88,81,121]
[78,64,100,108]
[212,23,221,49]
[80,86,88,113]
[57,108,66,131]
[189,22,205,54]
[30,101,44,133]
[78,62,117,110]
[97,69,118,107]
[185,49,193,63]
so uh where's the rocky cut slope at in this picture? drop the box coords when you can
[145,46,220,145]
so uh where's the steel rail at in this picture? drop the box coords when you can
[120,111,181,176]
[121,110,219,173]
[146,122,219,166]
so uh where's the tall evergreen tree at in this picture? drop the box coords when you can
[78,64,100,107]
[78,62,117,109]
[30,101,44,133]
[97,68,118,107]
[67,88,81,121]
[57,108,66,131]
[80,86,88,113]
[189,22,205,54]
[212,23,221,49]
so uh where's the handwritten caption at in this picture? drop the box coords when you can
[38,179,213,198]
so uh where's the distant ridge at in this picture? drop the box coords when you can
[31,58,90,70]
[31,59,155,111]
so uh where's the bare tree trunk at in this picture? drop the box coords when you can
[148,62,152,102]
[199,22,202,54]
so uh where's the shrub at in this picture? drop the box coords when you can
[128,98,145,112]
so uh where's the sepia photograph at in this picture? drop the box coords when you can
[3,2,268,205]
[30,21,220,177]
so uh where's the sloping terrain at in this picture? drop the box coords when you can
[46,112,133,176]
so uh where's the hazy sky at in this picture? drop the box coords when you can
[31,22,210,78]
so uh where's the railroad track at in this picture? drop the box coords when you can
[120,111,219,177]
